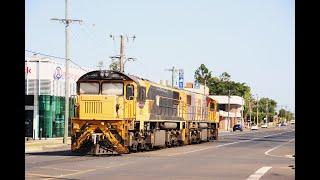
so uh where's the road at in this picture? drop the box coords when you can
[26,125,295,180]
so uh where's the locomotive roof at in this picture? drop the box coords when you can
[77,70,216,102]
[77,70,140,84]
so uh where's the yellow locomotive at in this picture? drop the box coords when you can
[71,70,219,155]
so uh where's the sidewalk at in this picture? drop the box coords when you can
[25,137,71,153]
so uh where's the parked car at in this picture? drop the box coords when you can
[251,124,259,130]
[261,124,268,128]
[233,124,243,132]
[290,120,295,124]
[281,122,287,126]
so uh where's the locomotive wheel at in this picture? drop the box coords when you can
[138,142,146,152]
[145,143,153,151]
[130,142,138,152]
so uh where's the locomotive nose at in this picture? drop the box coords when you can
[79,95,123,120]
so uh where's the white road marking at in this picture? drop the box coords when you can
[220,131,255,136]
[34,162,133,180]
[94,162,131,169]
[263,130,294,138]
[215,138,259,147]
[26,172,56,178]
[26,129,294,179]
[168,129,293,157]
[264,138,295,159]
[285,155,294,158]
[27,168,96,179]
[167,147,211,156]
[246,166,272,180]
[39,166,80,172]
[168,138,260,156]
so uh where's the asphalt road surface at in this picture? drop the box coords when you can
[26,125,295,180]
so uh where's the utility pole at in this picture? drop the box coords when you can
[51,0,82,144]
[266,99,268,125]
[285,105,288,123]
[203,79,207,120]
[165,66,178,87]
[109,34,136,73]
[119,35,125,72]
[227,90,231,131]
[249,100,252,126]
[204,80,206,95]
[256,95,259,125]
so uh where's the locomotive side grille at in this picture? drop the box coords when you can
[84,101,102,114]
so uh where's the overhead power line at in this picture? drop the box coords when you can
[25,50,89,72]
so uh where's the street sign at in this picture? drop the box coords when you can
[178,69,184,89]
[194,80,200,89]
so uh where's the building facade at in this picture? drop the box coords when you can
[25,56,89,139]
[209,96,245,131]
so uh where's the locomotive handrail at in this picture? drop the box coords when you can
[124,96,136,119]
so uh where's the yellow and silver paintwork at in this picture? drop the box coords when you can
[71,70,219,154]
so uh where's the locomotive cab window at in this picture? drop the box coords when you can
[210,102,215,111]
[102,82,123,96]
[79,82,100,94]
[138,86,146,101]
[126,84,134,100]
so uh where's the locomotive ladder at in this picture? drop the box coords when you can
[72,124,128,154]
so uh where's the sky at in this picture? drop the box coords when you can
[25,0,295,112]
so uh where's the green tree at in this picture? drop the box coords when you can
[193,64,279,125]
[194,64,254,122]
[258,98,277,122]
[279,109,286,118]
[219,72,231,82]
[250,98,275,124]
[194,64,212,84]
[287,111,294,121]
[278,109,294,122]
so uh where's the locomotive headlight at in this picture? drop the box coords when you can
[100,71,104,77]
